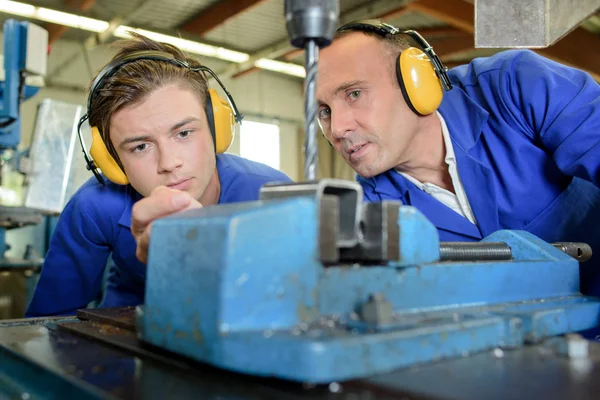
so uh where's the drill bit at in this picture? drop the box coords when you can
[284,0,339,181]
[303,40,319,180]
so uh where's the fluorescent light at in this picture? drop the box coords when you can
[0,1,35,17]
[0,1,108,32]
[36,8,108,32]
[0,1,306,77]
[215,48,250,64]
[115,26,249,63]
[254,58,306,78]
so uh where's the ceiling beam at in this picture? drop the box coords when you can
[414,27,466,37]
[536,28,600,81]
[407,0,474,33]
[67,0,96,8]
[224,0,412,80]
[431,35,474,59]
[231,66,261,79]
[441,61,467,69]
[181,0,269,36]
[46,24,70,47]
[377,5,412,21]
[282,48,303,61]
[46,0,156,86]
[47,0,96,46]
[412,0,600,81]
[220,37,292,79]
[280,27,468,62]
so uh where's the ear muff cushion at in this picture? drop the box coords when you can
[396,47,443,116]
[89,126,129,185]
[206,88,235,154]
[204,91,217,148]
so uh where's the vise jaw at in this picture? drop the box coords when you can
[259,179,400,264]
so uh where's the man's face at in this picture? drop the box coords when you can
[110,84,216,201]
[316,33,422,178]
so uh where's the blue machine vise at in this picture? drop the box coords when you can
[138,179,599,384]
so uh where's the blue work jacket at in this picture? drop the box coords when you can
[26,154,291,316]
[359,50,600,296]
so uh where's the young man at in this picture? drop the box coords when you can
[315,20,600,295]
[26,34,290,317]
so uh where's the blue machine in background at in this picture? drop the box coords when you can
[139,179,599,384]
[0,19,47,149]
[0,19,48,315]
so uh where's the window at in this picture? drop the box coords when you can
[239,120,280,170]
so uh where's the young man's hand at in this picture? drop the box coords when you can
[131,186,202,264]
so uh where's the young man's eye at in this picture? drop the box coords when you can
[178,130,192,138]
[131,143,147,153]
[348,90,361,100]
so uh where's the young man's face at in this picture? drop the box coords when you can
[316,33,423,178]
[110,84,217,202]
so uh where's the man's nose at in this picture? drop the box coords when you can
[157,146,183,173]
[330,106,357,140]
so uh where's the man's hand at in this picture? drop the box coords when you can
[131,186,202,263]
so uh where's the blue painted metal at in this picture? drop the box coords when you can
[396,205,440,266]
[0,227,6,257]
[140,198,600,383]
[0,19,42,149]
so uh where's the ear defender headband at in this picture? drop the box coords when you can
[77,50,244,186]
[337,19,453,116]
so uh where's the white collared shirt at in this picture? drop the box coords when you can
[397,112,478,225]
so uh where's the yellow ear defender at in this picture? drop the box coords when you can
[77,50,243,186]
[336,19,453,116]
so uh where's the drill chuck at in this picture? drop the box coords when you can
[284,0,339,49]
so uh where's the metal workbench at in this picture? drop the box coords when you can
[1,307,600,400]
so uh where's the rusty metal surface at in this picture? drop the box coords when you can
[77,306,137,331]
[57,320,197,370]
[0,318,405,400]
[365,344,600,400]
